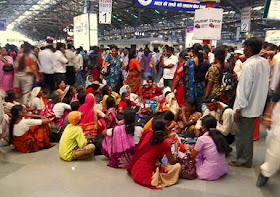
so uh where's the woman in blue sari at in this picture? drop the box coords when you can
[103,45,123,92]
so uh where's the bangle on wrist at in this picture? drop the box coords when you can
[263,117,272,121]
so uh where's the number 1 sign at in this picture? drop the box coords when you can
[99,0,112,24]
[99,11,111,24]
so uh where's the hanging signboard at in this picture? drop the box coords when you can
[74,13,98,51]
[135,0,206,11]
[193,8,223,40]
[240,7,251,33]
[99,0,112,24]
[185,25,202,48]
[263,0,280,20]
[265,30,280,46]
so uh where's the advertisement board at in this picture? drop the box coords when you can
[74,13,98,51]
[185,25,202,48]
[240,7,251,32]
[193,8,223,40]
[265,30,280,46]
[135,0,205,11]
[263,0,280,20]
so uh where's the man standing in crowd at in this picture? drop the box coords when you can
[257,46,280,187]
[38,45,55,92]
[160,47,178,89]
[53,43,68,84]
[229,38,270,168]
[65,44,76,85]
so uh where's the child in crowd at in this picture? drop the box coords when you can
[85,75,94,88]
[118,92,138,114]
[59,111,95,161]
[105,96,118,128]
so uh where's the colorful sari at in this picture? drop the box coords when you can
[101,124,135,168]
[106,54,122,91]
[126,59,141,95]
[172,63,184,107]
[183,59,205,106]
[78,94,97,138]
[12,124,53,153]
[0,55,14,91]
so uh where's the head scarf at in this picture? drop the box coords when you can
[85,75,93,88]
[28,87,41,106]
[78,94,97,136]
[68,111,81,125]
[119,85,129,96]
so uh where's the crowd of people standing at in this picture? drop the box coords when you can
[0,37,280,189]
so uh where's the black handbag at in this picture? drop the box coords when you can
[3,65,14,72]
[178,153,197,180]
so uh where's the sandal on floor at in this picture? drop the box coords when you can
[228,161,251,168]
[228,161,242,167]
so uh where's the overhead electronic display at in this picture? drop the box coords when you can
[135,0,205,11]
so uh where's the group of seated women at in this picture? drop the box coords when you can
[0,77,236,189]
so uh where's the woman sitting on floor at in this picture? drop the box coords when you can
[59,111,95,161]
[102,109,143,168]
[28,87,48,114]
[9,105,54,153]
[101,85,121,109]
[62,85,77,104]
[142,76,162,100]
[175,97,202,135]
[186,115,230,181]
[56,79,66,97]
[119,85,141,106]
[127,117,180,189]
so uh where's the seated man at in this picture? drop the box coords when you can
[142,76,162,100]
[195,96,235,145]
[59,111,95,161]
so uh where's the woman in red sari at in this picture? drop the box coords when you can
[172,51,187,107]
[125,48,143,95]
[78,94,98,139]
[9,105,54,153]
[127,117,180,189]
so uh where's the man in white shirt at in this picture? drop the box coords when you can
[121,48,129,82]
[160,47,178,89]
[195,96,235,145]
[65,44,76,85]
[53,43,68,85]
[229,38,270,168]
[75,48,84,86]
[39,45,55,91]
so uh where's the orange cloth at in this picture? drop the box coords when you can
[68,111,82,125]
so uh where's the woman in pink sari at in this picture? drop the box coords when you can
[0,47,14,91]
[101,109,143,168]
[78,94,98,139]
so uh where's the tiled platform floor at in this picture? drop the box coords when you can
[0,128,279,197]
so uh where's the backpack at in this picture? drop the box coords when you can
[220,66,237,93]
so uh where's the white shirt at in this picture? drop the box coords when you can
[31,97,43,110]
[14,119,42,136]
[208,52,215,64]
[53,50,68,73]
[53,103,71,118]
[38,48,54,74]
[234,59,243,79]
[163,55,178,79]
[75,53,83,72]
[195,102,235,136]
[65,49,76,67]
[233,55,270,117]
[106,126,143,144]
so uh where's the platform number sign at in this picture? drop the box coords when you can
[241,7,251,33]
[99,11,111,24]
